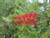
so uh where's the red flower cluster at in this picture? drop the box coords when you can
[14,12,38,25]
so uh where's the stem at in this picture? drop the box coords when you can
[26,27,31,33]
[25,26,32,34]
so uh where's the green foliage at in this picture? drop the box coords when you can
[0,0,50,38]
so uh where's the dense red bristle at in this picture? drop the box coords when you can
[14,12,38,25]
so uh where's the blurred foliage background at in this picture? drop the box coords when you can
[0,0,50,38]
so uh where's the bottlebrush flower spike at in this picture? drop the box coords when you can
[13,12,38,25]
[25,21,29,25]
[19,20,23,24]
[14,17,17,20]
[24,13,28,18]
[21,14,25,20]
[16,16,21,20]
[29,19,34,24]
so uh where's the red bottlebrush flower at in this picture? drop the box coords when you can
[33,19,39,24]
[14,17,17,22]
[16,16,21,20]
[30,13,33,16]
[33,19,36,23]
[32,13,37,18]
[34,13,37,16]
[25,21,29,25]
[20,20,23,24]
[14,12,38,25]
[34,21,39,25]
[15,21,17,24]
[27,13,31,18]
[21,14,25,20]
[15,21,19,24]
[24,13,28,18]
[26,12,36,18]
[29,19,34,24]
[14,17,17,20]
[27,18,30,21]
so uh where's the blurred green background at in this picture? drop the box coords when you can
[0,0,50,38]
